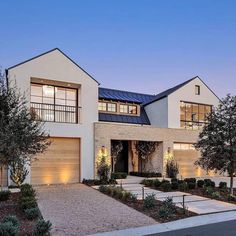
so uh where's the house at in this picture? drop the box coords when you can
[3,48,220,186]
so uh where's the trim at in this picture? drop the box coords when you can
[7,48,100,85]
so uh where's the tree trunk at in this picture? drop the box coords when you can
[230,173,234,195]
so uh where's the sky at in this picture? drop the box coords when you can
[0,0,236,98]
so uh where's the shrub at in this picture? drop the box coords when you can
[82,179,102,186]
[162,197,176,212]
[204,186,214,196]
[129,172,162,177]
[161,182,171,192]
[141,179,154,187]
[0,222,18,236]
[178,182,188,191]
[153,179,161,188]
[122,191,131,201]
[228,195,236,202]
[166,159,179,178]
[204,179,215,187]
[171,178,177,183]
[197,180,204,188]
[111,172,127,179]
[187,182,196,190]
[219,182,227,189]
[19,196,37,210]
[184,178,196,184]
[0,190,10,201]
[20,184,36,198]
[33,219,52,236]
[111,187,123,199]
[25,207,40,220]
[158,197,176,218]
[171,181,179,190]
[97,155,110,182]
[99,185,107,193]
[211,191,221,199]
[143,193,156,209]
[130,193,138,202]
[2,215,19,229]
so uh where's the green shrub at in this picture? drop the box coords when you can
[228,195,236,202]
[219,182,227,189]
[211,191,221,199]
[122,191,131,201]
[166,158,179,178]
[204,179,215,187]
[33,219,52,236]
[2,215,19,229]
[158,197,176,218]
[162,197,176,212]
[0,222,18,236]
[178,182,188,191]
[177,180,184,184]
[197,180,204,188]
[19,196,37,210]
[20,184,36,198]
[25,207,40,220]
[171,181,179,190]
[141,179,154,187]
[130,193,138,202]
[112,187,123,199]
[187,182,196,190]
[0,190,10,201]
[161,181,171,191]
[153,179,161,188]
[184,178,196,184]
[82,179,102,186]
[143,193,156,209]
[171,178,178,183]
[129,172,162,177]
[205,186,214,196]
[99,185,107,193]
[111,172,127,179]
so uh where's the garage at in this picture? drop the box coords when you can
[31,137,80,185]
[173,143,207,178]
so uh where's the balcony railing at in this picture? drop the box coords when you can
[30,102,81,124]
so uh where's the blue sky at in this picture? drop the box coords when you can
[0,0,236,97]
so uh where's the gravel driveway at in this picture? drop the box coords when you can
[36,184,156,236]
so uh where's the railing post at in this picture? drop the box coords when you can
[142,187,144,200]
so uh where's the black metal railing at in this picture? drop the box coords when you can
[30,102,80,124]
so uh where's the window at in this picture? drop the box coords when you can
[107,103,117,112]
[30,83,78,123]
[180,101,212,130]
[120,104,128,113]
[128,105,137,114]
[195,85,200,95]
[98,102,107,111]
[173,143,195,150]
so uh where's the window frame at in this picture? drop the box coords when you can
[195,85,200,95]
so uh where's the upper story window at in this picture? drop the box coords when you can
[180,101,212,130]
[173,143,195,150]
[195,85,200,95]
[30,83,78,123]
[98,100,139,115]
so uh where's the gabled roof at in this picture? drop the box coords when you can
[144,76,199,106]
[7,48,99,84]
[99,87,155,104]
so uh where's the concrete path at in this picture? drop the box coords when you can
[36,184,156,236]
[89,211,236,236]
[114,183,236,214]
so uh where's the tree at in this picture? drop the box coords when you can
[10,159,29,186]
[0,72,51,188]
[166,158,179,178]
[135,141,158,171]
[195,95,236,195]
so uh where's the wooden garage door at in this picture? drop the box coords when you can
[31,138,80,185]
[0,166,8,187]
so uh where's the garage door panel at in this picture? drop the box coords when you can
[31,138,80,185]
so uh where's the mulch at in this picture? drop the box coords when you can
[0,193,37,236]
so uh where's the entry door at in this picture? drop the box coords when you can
[114,141,128,173]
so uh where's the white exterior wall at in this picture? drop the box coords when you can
[145,97,168,127]
[7,49,98,180]
[168,77,219,128]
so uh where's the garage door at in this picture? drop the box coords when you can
[31,137,80,185]
[0,166,8,187]
[173,143,207,178]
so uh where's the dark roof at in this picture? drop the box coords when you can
[144,77,196,106]
[99,87,155,104]
[99,107,151,125]
[7,48,99,85]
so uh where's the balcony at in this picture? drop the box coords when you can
[30,102,81,124]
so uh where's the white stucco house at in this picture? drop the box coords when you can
[2,48,220,186]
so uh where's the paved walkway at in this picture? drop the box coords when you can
[118,183,236,214]
[36,184,156,236]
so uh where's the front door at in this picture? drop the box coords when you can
[113,141,129,173]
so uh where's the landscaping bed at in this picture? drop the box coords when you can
[141,178,236,204]
[98,185,196,223]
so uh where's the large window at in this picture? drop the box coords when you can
[173,143,195,150]
[180,101,212,130]
[30,83,78,123]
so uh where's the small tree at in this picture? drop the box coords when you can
[135,141,158,171]
[10,159,29,186]
[111,141,123,172]
[166,158,179,178]
[97,155,110,183]
[195,95,236,195]
[0,72,50,189]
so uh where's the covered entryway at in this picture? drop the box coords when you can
[31,137,80,185]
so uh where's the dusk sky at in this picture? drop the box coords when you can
[0,1,236,98]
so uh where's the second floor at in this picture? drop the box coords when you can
[7,48,220,131]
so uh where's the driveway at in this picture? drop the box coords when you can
[36,184,156,236]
